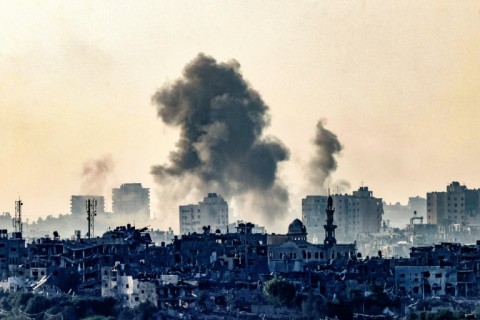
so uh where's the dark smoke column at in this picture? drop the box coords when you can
[151,53,290,225]
[308,119,346,193]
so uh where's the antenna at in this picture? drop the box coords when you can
[13,198,23,233]
[86,198,97,239]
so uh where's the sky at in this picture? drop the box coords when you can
[1,1,479,232]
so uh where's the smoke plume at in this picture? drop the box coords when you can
[81,154,115,195]
[308,119,345,193]
[151,53,290,227]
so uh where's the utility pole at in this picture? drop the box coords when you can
[86,199,97,239]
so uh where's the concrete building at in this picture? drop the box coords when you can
[302,186,383,242]
[383,202,411,228]
[351,186,383,234]
[301,196,329,243]
[0,230,26,279]
[102,264,158,308]
[228,221,266,234]
[269,197,356,273]
[112,183,150,222]
[70,195,105,217]
[395,266,457,297]
[408,196,426,217]
[427,181,480,226]
[179,193,228,235]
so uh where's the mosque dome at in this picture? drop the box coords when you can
[288,219,307,235]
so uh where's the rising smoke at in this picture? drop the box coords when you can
[81,154,115,195]
[308,119,348,193]
[151,54,290,226]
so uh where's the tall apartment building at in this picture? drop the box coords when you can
[302,186,383,243]
[301,196,329,243]
[408,196,426,217]
[112,183,150,221]
[427,181,480,226]
[179,193,228,236]
[70,195,106,216]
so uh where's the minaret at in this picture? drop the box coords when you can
[323,195,337,249]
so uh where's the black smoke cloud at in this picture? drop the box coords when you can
[308,119,347,193]
[151,54,290,226]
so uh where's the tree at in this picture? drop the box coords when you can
[263,276,296,308]
[133,301,157,320]
[302,292,325,319]
[24,294,52,314]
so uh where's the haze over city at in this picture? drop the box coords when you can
[1,1,480,232]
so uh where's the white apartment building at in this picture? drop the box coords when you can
[102,265,158,308]
[179,193,228,236]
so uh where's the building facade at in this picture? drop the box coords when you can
[112,183,150,222]
[269,197,356,273]
[427,181,480,226]
[70,195,105,217]
[301,196,329,243]
[0,230,26,279]
[302,186,383,242]
[179,193,229,236]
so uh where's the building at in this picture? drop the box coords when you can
[112,183,150,222]
[102,264,158,308]
[179,193,229,235]
[174,223,269,281]
[427,181,480,226]
[70,195,105,217]
[268,196,356,273]
[0,230,26,279]
[228,221,266,234]
[408,196,426,217]
[395,266,457,297]
[302,186,383,242]
[383,202,411,228]
[301,196,329,243]
[351,186,383,235]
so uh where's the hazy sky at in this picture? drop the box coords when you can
[1,1,479,231]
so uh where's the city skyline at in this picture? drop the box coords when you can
[1,2,479,232]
